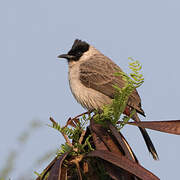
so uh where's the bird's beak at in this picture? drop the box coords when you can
[57,54,75,59]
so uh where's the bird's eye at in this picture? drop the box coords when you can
[77,51,82,56]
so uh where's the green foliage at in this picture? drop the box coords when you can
[49,115,90,138]
[49,114,94,157]
[56,143,73,156]
[94,57,144,128]
[34,170,49,180]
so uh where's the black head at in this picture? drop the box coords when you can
[58,39,90,61]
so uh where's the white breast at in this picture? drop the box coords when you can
[68,62,112,110]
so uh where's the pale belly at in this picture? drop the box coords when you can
[68,64,112,110]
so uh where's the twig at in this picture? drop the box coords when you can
[69,111,92,123]
[49,117,57,126]
[49,117,73,147]
[70,155,84,180]
[79,130,86,144]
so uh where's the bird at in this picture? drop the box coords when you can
[58,39,158,160]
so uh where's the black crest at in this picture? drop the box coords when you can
[67,39,89,60]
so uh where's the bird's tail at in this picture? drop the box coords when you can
[133,113,159,160]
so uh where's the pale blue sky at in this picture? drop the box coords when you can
[1,0,180,179]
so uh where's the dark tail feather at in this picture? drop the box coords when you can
[139,127,159,160]
[133,113,159,160]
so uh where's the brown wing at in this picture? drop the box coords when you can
[79,54,145,116]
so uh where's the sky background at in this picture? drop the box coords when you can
[1,0,180,179]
